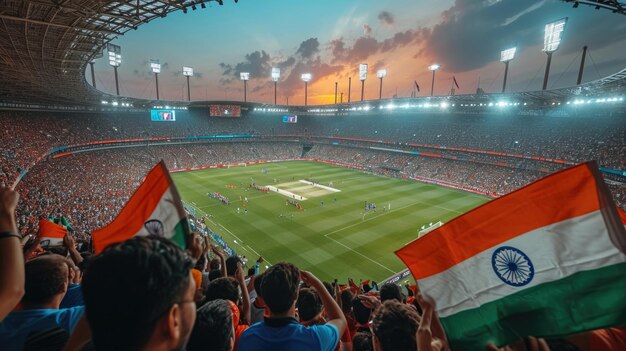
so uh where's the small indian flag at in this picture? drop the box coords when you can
[38,219,67,247]
[396,162,626,350]
[92,161,190,253]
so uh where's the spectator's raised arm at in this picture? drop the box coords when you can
[301,270,347,337]
[0,187,25,320]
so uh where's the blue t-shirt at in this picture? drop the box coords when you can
[60,283,84,309]
[238,317,339,351]
[0,306,84,351]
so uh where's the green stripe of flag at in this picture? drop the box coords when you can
[441,262,626,351]
[171,219,189,249]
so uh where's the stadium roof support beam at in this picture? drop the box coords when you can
[0,14,123,35]
[561,0,626,16]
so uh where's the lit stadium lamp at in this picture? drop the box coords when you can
[107,44,122,96]
[271,68,280,105]
[500,48,516,93]
[301,73,312,106]
[150,60,161,100]
[359,64,368,101]
[240,72,250,102]
[183,66,194,101]
[542,18,568,90]
[377,69,387,100]
[428,64,440,97]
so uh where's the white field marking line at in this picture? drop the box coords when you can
[326,236,395,274]
[189,203,276,266]
[188,202,245,244]
[324,199,464,238]
[246,245,273,266]
[299,180,341,192]
[266,185,308,201]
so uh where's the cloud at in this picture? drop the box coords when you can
[378,11,395,26]
[363,24,372,35]
[422,0,626,72]
[330,29,426,64]
[219,50,272,79]
[296,38,320,59]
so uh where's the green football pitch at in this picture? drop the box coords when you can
[172,161,488,282]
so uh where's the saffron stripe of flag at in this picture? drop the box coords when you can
[92,161,190,253]
[38,219,67,247]
[395,162,626,350]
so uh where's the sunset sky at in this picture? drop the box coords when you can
[88,0,626,105]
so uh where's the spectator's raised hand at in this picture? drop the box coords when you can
[357,294,381,310]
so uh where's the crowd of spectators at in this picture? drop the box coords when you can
[1,109,624,185]
[0,186,624,350]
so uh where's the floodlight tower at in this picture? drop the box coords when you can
[182,66,193,101]
[377,69,387,100]
[271,68,280,105]
[150,60,161,100]
[359,64,368,101]
[334,82,338,104]
[542,18,568,91]
[107,44,122,96]
[500,48,516,93]
[240,72,250,102]
[428,64,440,97]
[348,77,352,103]
[301,73,312,106]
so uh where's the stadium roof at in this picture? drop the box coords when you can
[0,0,220,105]
[561,1,626,16]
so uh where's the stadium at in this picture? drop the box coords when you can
[0,1,625,351]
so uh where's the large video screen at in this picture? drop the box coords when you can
[209,105,241,117]
[282,115,298,123]
[150,110,176,121]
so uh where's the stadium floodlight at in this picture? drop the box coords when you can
[240,72,250,102]
[377,69,387,100]
[182,66,193,101]
[150,60,161,100]
[500,48,517,62]
[543,18,567,53]
[500,48,516,93]
[107,44,122,96]
[301,73,312,106]
[271,68,280,82]
[428,64,440,71]
[359,64,368,101]
[150,60,161,74]
[542,18,567,90]
[428,64,440,97]
[271,68,280,105]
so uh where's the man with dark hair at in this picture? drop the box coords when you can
[370,300,419,351]
[379,283,403,303]
[225,255,241,277]
[187,299,234,351]
[205,277,240,304]
[81,236,196,351]
[353,332,374,351]
[297,288,323,324]
[250,272,266,324]
[0,254,84,350]
[239,262,346,351]
[352,298,372,333]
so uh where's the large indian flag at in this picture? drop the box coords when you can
[396,162,626,350]
[92,161,190,253]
